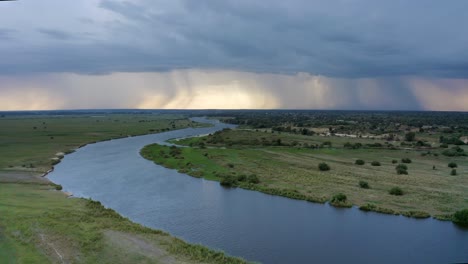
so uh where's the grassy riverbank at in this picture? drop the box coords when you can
[141,128,468,221]
[0,113,247,264]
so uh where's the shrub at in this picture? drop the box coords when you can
[318,163,330,171]
[220,176,236,187]
[448,162,458,168]
[359,181,369,189]
[440,143,449,148]
[389,187,403,196]
[453,209,468,226]
[392,159,398,164]
[54,184,63,191]
[397,169,408,175]
[331,193,347,203]
[401,158,412,163]
[371,161,381,166]
[451,169,457,176]
[396,164,408,170]
[395,164,408,175]
[355,159,365,165]
[402,211,430,219]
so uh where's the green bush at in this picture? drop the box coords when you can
[389,187,403,196]
[318,163,330,171]
[392,159,398,164]
[401,158,412,163]
[448,162,458,168]
[331,193,347,203]
[371,161,381,166]
[359,181,369,189]
[220,176,236,187]
[402,211,430,219]
[451,169,457,176]
[396,168,408,175]
[355,159,365,165]
[453,209,468,226]
[395,164,408,175]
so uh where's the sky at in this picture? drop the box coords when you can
[0,0,467,111]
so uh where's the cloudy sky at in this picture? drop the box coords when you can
[0,0,467,110]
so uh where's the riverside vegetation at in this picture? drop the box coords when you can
[0,111,247,264]
[141,111,468,224]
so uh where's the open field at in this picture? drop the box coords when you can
[142,128,468,219]
[0,114,203,173]
[0,113,246,264]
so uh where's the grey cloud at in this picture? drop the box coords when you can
[0,0,468,78]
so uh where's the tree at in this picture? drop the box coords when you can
[448,162,458,168]
[405,132,416,142]
[371,161,381,166]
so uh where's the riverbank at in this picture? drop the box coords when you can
[140,128,467,223]
[0,114,247,263]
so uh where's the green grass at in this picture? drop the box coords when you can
[0,114,248,264]
[0,114,204,173]
[0,183,246,264]
[148,129,468,220]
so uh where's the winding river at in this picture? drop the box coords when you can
[48,117,468,264]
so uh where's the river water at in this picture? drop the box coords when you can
[48,117,468,264]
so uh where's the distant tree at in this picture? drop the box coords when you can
[405,132,416,142]
[371,161,381,166]
[401,158,412,164]
[448,162,458,168]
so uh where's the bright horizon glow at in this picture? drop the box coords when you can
[1,70,467,112]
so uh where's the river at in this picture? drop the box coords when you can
[47,117,468,264]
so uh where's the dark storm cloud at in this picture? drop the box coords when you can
[0,0,468,78]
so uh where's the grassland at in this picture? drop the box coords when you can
[141,128,468,220]
[0,113,247,264]
[0,114,203,173]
